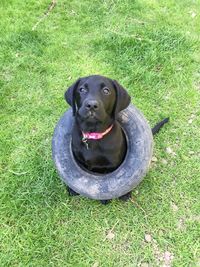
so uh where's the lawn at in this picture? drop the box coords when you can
[0,0,200,266]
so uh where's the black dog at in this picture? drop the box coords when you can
[65,75,169,204]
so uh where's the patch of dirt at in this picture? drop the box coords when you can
[143,234,174,266]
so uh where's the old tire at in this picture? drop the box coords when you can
[52,104,153,200]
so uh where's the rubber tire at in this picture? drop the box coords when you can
[52,104,153,200]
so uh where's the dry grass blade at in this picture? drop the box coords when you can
[32,0,57,30]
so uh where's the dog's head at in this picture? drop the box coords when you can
[65,75,131,131]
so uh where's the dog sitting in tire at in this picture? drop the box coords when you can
[65,75,168,204]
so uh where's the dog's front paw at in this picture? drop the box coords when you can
[67,186,80,196]
[119,191,132,201]
[100,200,111,205]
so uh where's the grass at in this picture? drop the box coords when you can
[0,0,200,266]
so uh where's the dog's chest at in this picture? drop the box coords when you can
[79,139,107,161]
[73,139,115,169]
[71,124,126,172]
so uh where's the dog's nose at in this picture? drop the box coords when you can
[85,100,99,110]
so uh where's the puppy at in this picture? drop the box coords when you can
[65,75,169,204]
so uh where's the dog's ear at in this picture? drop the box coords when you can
[112,80,131,118]
[64,78,80,116]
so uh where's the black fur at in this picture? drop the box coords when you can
[65,75,169,204]
[152,118,169,135]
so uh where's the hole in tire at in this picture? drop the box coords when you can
[71,127,128,176]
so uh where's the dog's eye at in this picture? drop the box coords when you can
[79,87,87,94]
[102,87,110,95]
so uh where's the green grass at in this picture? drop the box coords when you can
[1,0,200,266]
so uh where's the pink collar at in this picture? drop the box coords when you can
[82,124,113,140]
